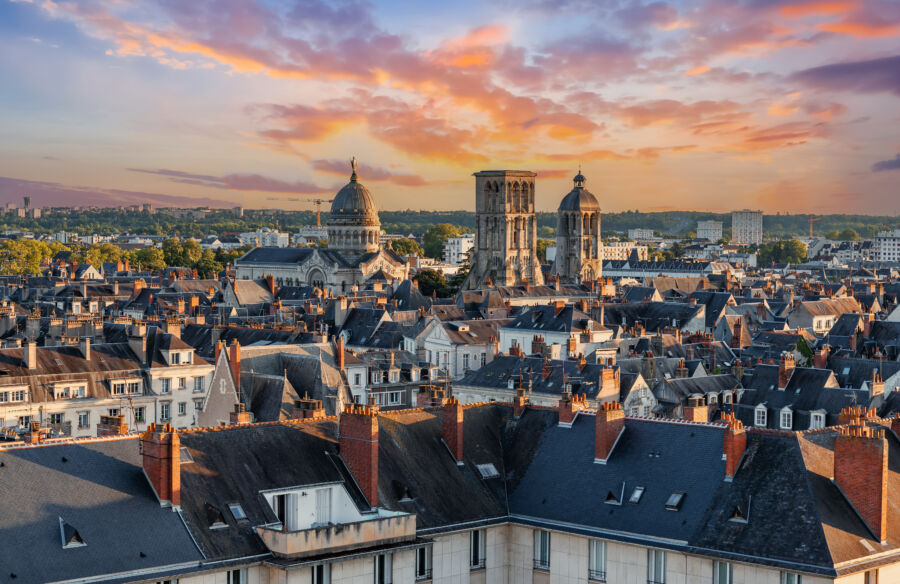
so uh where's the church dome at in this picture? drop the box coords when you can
[558,170,600,212]
[330,158,379,225]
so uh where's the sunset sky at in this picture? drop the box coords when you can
[0,0,898,213]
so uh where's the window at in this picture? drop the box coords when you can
[311,563,330,584]
[112,382,125,395]
[129,381,141,394]
[463,354,470,371]
[374,553,392,584]
[665,492,685,511]
[533,529,550,570]
[416,545,432,581]
[781,573,802,584]
[864,570,878,584]
[780,409,792,430]
[74,386,85,398]
[470,529,486,569]
[194,398,204,412]
[708,394,718,405]
[161,379,171,394]
[481,354,486,367]
[648,549,666,583]
[3,390,26,402]
[354,373,361,386]
[193,377,203,392]
[178,402,186,416]
[78,412,89,428]
[178,377,186,390]
[49,413,63,425]
[755,407,767,427]
[160,402,170,421]
[228,503,247,521]
[135,407,145,423]
[713,561,733,584]
[589,540,606,582]
[171,352,181,365]
[226,569,244,584]
[724,393,732,404]
[315,488,331,525]
[810,413,825,429]
[108,408,120,417]
[629,486,645,504]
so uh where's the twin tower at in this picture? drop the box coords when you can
[462,170,602,290]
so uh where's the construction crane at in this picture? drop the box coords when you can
[267,197,333,226]
[809,216,822,237]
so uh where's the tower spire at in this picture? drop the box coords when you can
[350,156,358,181]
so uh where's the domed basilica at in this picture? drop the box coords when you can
[234,158,408,291]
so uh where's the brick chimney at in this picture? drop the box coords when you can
[531,335,545,356]
[416,385,448,408]
[24,420,43,444]
[24,340,37,369]
[214,340,225,363]
[730,318,743,349]
[567,335,577,358]
[513,384,529,418]
[676,359,689,378]
[339,405,380,507]
[229,403,251,425]
[812,346,830,369]
[141,423,181,507]
[509,340,522,357]
[228,340,241,386]
[721,412,746,481]
[293,395,326,419]
[553,300,565,315]
[442,397,464,464]
[559,391,586,426]
[870,370,885,401]
[778,352,795,389]
[684,396,708,423]
[128,323,147,364]
[264,274,275,296]
[541,357,552,381]
[97,414,128,436]
[834,424,888,542]
[79,336,91,361]
[132,278,146,299]
[594,402,625,464]
[335,336,345,371]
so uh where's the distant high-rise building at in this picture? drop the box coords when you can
[875,229,900,262]
[23,196,31,210]
[627,228,657,241]
[233,206,244,218]
[697,220,723,241]
[463,170,544,289]
[731,210,763,245]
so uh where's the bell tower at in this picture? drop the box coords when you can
[463,170,545,290]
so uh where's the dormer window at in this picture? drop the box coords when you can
[810,411,825,430]
[171,352,180,365]
[755,406,767,427]
[780,408,793,430]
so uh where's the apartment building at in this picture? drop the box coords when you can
[731,210,763,245]
[443,234,475,266]
[875,229,900,262]
[697,219,723,241]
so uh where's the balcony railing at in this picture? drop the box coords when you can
[589,569,606,582]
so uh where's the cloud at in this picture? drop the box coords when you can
[312,159,428,186]
[128,168,330,193]
[0,175,233,207]
[872,154,900,172]
[792,55,900,96]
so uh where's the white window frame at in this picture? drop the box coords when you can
[160,402,171,421]
[810,412,825,429]
[415,545,432,581]
[311,563,330,584]
[781,573,802,584]
[161,378,171,394]
[470,529,486,570]
[374,553,392,584]
[713,561,733,584]
[533,529,550,570]
[226,569,245,584]
[589,539,606,582]
[648,549,666,584]
[78,411,89,428]
[755,406,767,427]
[780,408,792,430]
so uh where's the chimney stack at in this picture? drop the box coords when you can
[128,323,147,364]
[684,396,708,423]
[442,397,464,464]
[340,404,380,507]
[834,424,888,542]
[228,340,241,387]
[265,273,276,296]
[97,414,128,436]
[141,423,181,507]
[229,403,251,425]
[24,340,37,369]
[79,336,91,361]
[594,402,625,464]
[293,394,326,420]
[721,412,746,481]
[778,352,795,389]
[870,370,885,401]
[559,391,586,426]
[24,420,43,444]
[513,384,529,418]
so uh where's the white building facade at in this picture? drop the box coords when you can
[731,210,763,245]
[875,229,900,262]
[443,234,474,266]
[697,220,723,241]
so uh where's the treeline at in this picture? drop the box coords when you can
[2,207,896,240]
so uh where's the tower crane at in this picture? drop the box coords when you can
[267,197,333,226]
[809,216,821,238]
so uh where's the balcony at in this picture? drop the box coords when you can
[257,510,415,559]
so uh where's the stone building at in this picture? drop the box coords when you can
[463,170,544,289]
[552,170,603,283]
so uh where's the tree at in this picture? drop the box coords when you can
[422,223,462,259]
[758,239,807,265]
[391,237,422,257]
[536,239,554,263]
[826,229,840,240]
[414,269,448,297]
[538,225,556,239]
[0,239,55,275]
[162,238,184,266]
[133,247,166,272]
[446,248,473,294]
[195,249,223,278]
[838,228,859,241]
[182,239,203,266]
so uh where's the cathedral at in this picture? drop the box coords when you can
[464,169,601,289]
[234,159,408,291]
[551,170,603,283]
[463,170,545,290]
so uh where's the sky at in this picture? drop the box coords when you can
[0,0,898,213]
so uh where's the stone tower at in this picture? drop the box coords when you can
[463,170,545,290]
[552,170,602,283]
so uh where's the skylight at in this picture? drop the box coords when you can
[180,447,194,463]
[476,463,499,479]
[665,492,685,511]
[228,503,247,521]
[629,486,645,504]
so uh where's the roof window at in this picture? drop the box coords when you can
[665,491,685,511]
[629,486,645,504]
[59,517,86,549]
[476,463,499,479]
[228,503,247,522]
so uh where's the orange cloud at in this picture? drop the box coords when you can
[779,1,858,18]
[685,65,710,76]
[818,20,900,37]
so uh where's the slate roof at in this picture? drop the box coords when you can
[0,438,201,584]
[598,302,704,332]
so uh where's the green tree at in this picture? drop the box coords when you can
[446,248,473,294]
[838,228,859,241]
[538,225,556,238]
[195,249,223,278]
[0,239,55,275]
[758,239,807,265]
[414,269,449,297]
[536,239,554,263]
[162,238,184,266]
[422,223,461,259]
[390,237,423,257]
[182,239,203,266]
[133,247,167,272]
[826,229,840,240]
